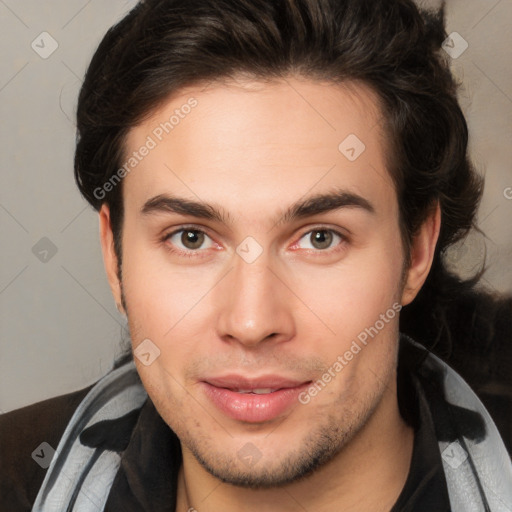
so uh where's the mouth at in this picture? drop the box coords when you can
[234,388,280,394]
[200,375,312,423]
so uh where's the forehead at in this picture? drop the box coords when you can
[122,77,395,219]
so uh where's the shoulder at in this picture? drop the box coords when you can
[403,288,512,454]
[448,293,512,454]
[0,386,93,511]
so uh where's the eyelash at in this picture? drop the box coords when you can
[160,225,348,258]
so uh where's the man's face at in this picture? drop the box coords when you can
[113,77,409,486]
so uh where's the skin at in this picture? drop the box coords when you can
[99,76,440,511]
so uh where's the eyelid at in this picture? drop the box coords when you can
[290,226,349,252]
[162,224,211,240]
[300,225,349,238]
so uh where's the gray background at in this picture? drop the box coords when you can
[1,0,511,413]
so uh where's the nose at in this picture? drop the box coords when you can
[214,252,296,349]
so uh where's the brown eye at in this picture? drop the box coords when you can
[181,230,205,249]
[295,228,344,251]
[166,228,213,252]
[310,230,333,250]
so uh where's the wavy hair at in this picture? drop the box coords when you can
[74,0,485,357]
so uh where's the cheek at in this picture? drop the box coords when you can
[290,244,403,334]
[120,236,222,382]
[120,233,202,333]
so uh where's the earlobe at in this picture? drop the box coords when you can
[401,203,441,306]
[99,204,124,313]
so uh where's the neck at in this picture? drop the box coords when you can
[176,379,413,512]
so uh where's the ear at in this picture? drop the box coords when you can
[401,203,441,306]
[99,204,124,314]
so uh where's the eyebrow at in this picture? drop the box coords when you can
[141,189,375,226]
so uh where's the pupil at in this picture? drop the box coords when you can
[312,230,332,249]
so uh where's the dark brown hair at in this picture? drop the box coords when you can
[74,0,484,355]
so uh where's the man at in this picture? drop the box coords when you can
[1,0,511,510]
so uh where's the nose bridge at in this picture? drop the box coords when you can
[214,251,294,347]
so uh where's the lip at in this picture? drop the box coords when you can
[201,374,311,423]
